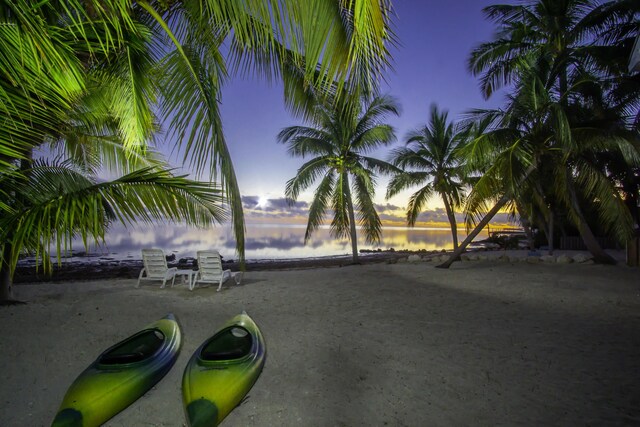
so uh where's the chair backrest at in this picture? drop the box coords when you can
[197,250,224,280]
[141,249,169,278]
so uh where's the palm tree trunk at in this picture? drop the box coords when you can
[442,193,458,250]
[547,212,554,255]
[566,180,616,264]
[437,164,538,268]
[516,202,535,250]
[344,176,359,263]
[0,150,31,304]
[437,193,511,268]
[523,221,535,251]
[0,243,14,304]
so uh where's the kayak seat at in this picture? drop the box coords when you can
[99,329,165,365]
[100,351,147,364]
[201,327,252,361]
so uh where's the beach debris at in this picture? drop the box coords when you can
[556,255,573,264]
[573,253,593,264]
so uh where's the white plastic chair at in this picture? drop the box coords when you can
[136,249,177,288]
[193,250,241,291]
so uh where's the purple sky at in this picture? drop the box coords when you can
[167,1,509,225]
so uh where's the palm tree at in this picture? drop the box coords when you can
[467,0,638,100]
[0,161,228,304]
[386,104,467,249]
[437,0,639,268]
[278,94,400,263]
[1,0,396,268]
[439,67,638,268]
[0,95,228,304]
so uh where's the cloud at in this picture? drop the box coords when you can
[241,194,514,227]
[242,195,310,221]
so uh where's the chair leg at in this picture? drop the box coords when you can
[217,271,230,292]
[136,269,146,288]
[233,272,243,285]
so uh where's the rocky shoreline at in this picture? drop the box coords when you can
[14,247,624,284]
[13,249,446,284]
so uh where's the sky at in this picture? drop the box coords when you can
[166,1,510,227]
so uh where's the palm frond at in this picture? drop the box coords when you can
[330,171,350,240]
[1,163,226,274]
[352,172,382,244]
[284,157,332,202]
[385,171,431,199]
[304,173,334,242]
[405,185,435,226]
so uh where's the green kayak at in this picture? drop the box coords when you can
[182,312,266,426]
[52,314,182,427]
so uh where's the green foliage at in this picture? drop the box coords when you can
[278,94,400,260]
[0,162,226,274]
[387,104,468,229]
[0,0,396,291]
[456,0,640,265]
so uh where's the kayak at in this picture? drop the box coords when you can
[182,312,266,426]
[52,314,182,427]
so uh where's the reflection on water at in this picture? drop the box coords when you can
[83,223,488,261]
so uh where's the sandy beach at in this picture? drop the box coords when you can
[1,251,639,426]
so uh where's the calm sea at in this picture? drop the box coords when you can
[70,222,490,262]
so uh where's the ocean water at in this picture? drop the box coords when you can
[59,222,490,262]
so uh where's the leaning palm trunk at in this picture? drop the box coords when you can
[437,193,511,268]
[575,218,616,263]
[438,164,538,268]
[566,180,617,264]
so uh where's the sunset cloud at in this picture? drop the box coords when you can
[243,195,514,227]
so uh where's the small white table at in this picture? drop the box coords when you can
[173,270,195,289]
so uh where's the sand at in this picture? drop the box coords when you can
[1,253,639,426]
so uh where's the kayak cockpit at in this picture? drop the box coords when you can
[200,326,252,361]
[99,329,165,365]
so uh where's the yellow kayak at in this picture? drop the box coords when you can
[52,314,181,427]
[182,312,266,426]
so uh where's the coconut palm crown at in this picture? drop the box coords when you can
[1,0,397,301]
[1,0,397,266]
[387,104,468,249]
[278,94,400,263]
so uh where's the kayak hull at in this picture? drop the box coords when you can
[182,312,266,426]
[52,314,181,427]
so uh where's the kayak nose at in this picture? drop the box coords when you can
[186,398,219,427]
[51,408,83,427]
[164,313,176,321]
